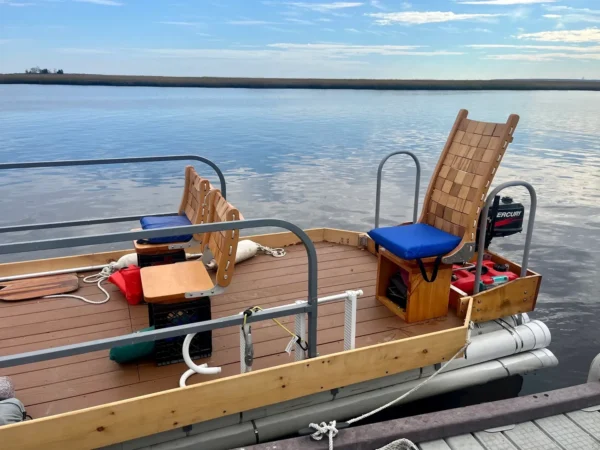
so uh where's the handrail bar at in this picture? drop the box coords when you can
[0,155,227,234]
[473,181,537,294]
[374,151,421,228]
[0,218,319,365]
[0,212,176,234]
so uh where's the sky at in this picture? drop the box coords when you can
[0,0,599,79]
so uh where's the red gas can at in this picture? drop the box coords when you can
[452,261,518,295]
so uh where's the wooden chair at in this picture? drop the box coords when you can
[369,110,519,322]
[140,190,241,304]
[134,166,215,258]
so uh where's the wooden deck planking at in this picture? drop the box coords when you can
[3,242,460,420]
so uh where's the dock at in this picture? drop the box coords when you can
[243,381,600,450]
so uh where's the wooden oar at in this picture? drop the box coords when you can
[0,274,79,301]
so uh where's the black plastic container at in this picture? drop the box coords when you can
[148,297,212,366]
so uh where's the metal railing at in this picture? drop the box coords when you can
[0,219,319,367]
[0,155,227,234]
[374,151,421,228]
[473,181,537,294]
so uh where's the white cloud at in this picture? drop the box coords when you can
[485,52,600,61]
[473,27,491,32]
[57,48,113,54]
[541,5,600,25]
[345,27,361,33]
[158,21,204,27]
[282,2,363,13]
[457,0,555,4]
[285,18,314,24]
[371,0,385,10]
[0,0,35,5]
[73,0,122,5]
[227,20,279,25]
[266,42,462,57]
[468,44,600,52]
[517,27,600,43]
[367,11,504,25]
[317,18,332,22]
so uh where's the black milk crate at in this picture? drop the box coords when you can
[148,297,212,366]
[137,249,187,268]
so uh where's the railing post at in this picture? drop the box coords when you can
[474,182,537,294]
[375,151,421,229]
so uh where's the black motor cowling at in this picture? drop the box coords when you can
[476,196,525,250]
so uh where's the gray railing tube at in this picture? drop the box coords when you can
[0,155,226,234]
[473,181,537,294]
[374,151,421,228]
[0,218,319,363]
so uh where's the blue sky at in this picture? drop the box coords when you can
[1,0,599,78]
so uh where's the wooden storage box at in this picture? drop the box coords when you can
[376,248,452,323]
[451,250,542,322]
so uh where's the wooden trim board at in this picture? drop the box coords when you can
[0,300,471,450]
[461,275,540,322]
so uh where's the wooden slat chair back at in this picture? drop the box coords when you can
[140,190,242,303]
[420,109,519,262]
[205,189,241,288]
[178,165,213,243]
[369,110,519,277]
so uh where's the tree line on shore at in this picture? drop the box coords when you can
[25,66,64,74]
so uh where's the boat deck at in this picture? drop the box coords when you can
[0,241,462,419]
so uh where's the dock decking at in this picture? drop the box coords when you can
[420,409,600,450]
[0,240,463,419]
[245,382,600,450]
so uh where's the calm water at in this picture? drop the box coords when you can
[0,85,599,394]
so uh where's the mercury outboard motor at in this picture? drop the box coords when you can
[476,196,525,250]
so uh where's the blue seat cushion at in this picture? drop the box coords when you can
[368,224,461,260]
[139,215,193,244]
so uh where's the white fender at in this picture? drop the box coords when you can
[235,240,259,264]
[114,253,138,270]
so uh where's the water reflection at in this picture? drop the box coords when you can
[0,86,598,391]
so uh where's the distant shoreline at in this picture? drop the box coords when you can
[1,74,599,91]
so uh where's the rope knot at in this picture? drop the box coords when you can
[309,421,338,447]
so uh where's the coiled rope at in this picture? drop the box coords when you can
[43,265,115,304]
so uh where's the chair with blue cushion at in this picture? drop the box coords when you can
[134,166,215,261]
[369,110,519,321]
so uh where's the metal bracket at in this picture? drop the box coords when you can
[358,235,369,248]
[442,242,475,264]
[168,242,193,250]
[185,285,225,299]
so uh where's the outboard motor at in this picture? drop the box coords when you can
[476,196,525,251]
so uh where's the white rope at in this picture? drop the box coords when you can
[308,339,471,450]
[43,265,114,304]
[256,244,286,258]
[309,420,338,450]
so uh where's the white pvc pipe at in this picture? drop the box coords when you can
[0,264,109,282]
[179,333,221,387]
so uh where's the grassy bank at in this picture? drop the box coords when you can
[1,73,599,91]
